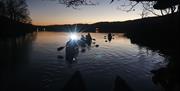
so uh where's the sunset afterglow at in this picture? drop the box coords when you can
[27,0,143,25]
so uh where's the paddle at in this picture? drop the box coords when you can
[57,46,65,51]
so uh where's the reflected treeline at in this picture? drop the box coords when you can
[0,32,37,91]
[127,35,180,91]
[151,56,180,91]
[123,12,179,91]
[125,14,180,91]
[0,32,37,64]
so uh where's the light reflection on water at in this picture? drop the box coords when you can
[1,32,166,91]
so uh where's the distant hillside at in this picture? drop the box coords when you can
[38,12,179,33]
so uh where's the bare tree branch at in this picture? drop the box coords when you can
[140,2,161,16]
[58,0,96,7]
[126,2,139,12]
[116,1,139,12]
[46,0,179,17]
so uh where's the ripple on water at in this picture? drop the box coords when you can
[12,32,167,91]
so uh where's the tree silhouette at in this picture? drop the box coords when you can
[130,0,179,15]
[50,0,179,17]
[0,0,31,23]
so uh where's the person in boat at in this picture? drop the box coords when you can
[79,35,86,47]
[85,33,92,46]
[65,39,79,61]
[80,35,86,41]
[108,33,112,42]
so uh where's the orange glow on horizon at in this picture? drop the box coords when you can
[27,0,157,26]
[32,15,141,26]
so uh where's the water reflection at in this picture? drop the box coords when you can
[0,32,173,91]
[0,32,37,91]
[151,56,180,91]
[57,33,99,64]
[127,32,179,91]
[0,32,37,63]
[63,72,133,91]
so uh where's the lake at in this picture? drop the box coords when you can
[1,32,167,91]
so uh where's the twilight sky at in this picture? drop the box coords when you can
[27,0,144,25]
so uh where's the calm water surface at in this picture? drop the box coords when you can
[1,32,167,91]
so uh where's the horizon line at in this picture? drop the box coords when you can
[32,18,143,26]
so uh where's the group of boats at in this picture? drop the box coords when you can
[58,33,113,61]
[65,33,93,61]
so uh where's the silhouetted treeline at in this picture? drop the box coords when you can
[40,12,179,33]
[0,16,35,38]
[0,0,34,38]
[131,0,179,14]
[37,24,91,32]
[125,12,179,56]
[38,22,135,33]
